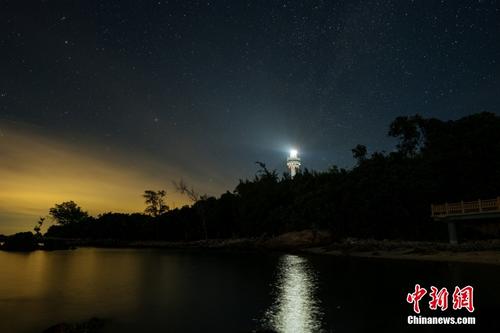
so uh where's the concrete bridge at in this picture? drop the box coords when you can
[431,197,500,244]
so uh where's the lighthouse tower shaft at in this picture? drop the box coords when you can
[287,150,301,178]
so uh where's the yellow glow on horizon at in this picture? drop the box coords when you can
[0,124,202,234]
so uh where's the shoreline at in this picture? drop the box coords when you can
[4,230,500,266]
[34,234,500,266]
[302,247,500,266]
[301,237,500,265]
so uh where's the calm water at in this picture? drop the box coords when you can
[0,248,499,333]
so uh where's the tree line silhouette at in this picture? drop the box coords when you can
[34,112,500,242]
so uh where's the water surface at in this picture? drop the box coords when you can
[0,248,499,332]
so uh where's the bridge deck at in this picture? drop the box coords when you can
[431,197,500,221]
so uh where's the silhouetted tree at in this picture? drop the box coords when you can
[173,179,209,240]
[351,144,368,164]
[143,190,169,217]
[49,201,89,225]
[40,113,500,242]
[33,217,45,239]
[388,114,424,157]
[255,161,279,180]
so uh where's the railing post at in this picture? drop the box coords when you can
[460,200,464,214]
[478,199,482,212]
[497,197,500,211]
[448,222,458,245]
[445,202,448,216]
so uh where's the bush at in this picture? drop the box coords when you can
[2,232,38,251]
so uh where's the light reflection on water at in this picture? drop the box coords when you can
[263,254,324,333]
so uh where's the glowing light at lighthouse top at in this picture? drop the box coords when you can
[287,148,301,178]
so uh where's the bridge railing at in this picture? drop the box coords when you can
[431,197,500,218]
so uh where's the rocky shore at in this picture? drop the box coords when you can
[303,237,500,265]
[42,318,106,333]
[65,233,500,265]
[4,230,500,265]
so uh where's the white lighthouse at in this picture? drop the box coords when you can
[287,149,301,178]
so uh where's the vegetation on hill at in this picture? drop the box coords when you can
[37,112,500,242]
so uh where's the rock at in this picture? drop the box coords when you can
[42,323,69,333]
[42,317,106,333]
[260,229,332,250]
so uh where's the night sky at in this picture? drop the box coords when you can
[1,0,499,233]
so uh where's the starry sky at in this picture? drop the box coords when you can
[1,0,499,233]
